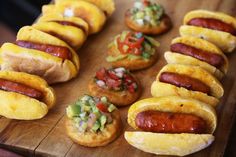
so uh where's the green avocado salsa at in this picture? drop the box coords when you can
[106,31,160,62]
[66,95,117,133]
[130,0,164,26]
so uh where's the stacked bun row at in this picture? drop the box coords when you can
[124,10,236,156]
[0,0,115,120]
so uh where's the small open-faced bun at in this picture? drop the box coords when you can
[180,10,236,53]
[164,36,229,80]
[0,26,80,84]
[88,67,141,106]
[125,0,171,35]
[65,95,122,147]
[151,64,224,107]
[42,0,106,34]
[55,0,115,17]
[34,13,89,50]
[0,71,56,120]
[106,31,159,70]
[125,96,217,156]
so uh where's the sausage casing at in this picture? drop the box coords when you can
[135,110,207,134]
[187,18,236,36]
[171,43,224,68]
[16,40,72,60]
[0,78,43,100]
[159,72,211,94]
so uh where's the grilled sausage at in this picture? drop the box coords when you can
[0,78,43,100]
[159,72,211,94]
[170,43,225,68]
[187,18,236,36]
[16,40,72,60]
[135,110,207,134]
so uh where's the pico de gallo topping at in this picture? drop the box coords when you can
[66,95,117,133]
[129,0,164,26]
[94,67,138,93]
[106,31,159,62]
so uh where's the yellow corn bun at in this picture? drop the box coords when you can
[165,36,228,79]
[151,64,223,107]
[55,0,115,17]
[43,1,106,34]
[37,13,89,34]
[0,71,56,120]
[125,132,214,156]
[35,14,89,50]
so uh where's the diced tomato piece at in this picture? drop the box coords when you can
[143,0,150,6]
[106,78,122,89]
[124,74,135,84]
[108,71,119,80]
[96,68,106,80]
[127,85,135,93]
[96,103,108,112]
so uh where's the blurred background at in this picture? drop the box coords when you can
[0,0,50,44]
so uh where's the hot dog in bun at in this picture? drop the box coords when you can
[125,96,216,156]
[164,36,228,80]
[151,64,224,107]
[180,10,236,53]
[0,26,80,84]
[42,0,106,34]
[0,71,56,120]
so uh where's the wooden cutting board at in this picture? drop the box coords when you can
[0,0,236,156]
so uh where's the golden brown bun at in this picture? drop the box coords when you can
[66,110,122,147]
[151,64,224,107]
[108,46,158,71]
[181,10,236,53]
[0,26,80,84]
[125,12,172,35]
[43,1,106,34]
[0,71,56,120]
[88,76,141,106]
[55,0,115,17]
[124,96,216,156]
[35,13,89,50]
[125,132,214,156]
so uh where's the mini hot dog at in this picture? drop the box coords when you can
[0,26,80,84]
[34,13,89,50]
[164,36,228,80]
[0,71,56,120]
[125,96,217,156]
[42,0,106,34]
[151,64,224,107]
[180,10,236,53]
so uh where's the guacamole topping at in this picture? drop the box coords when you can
[130,0,164,26]
[106,31,159,62]
[66,95,117,133]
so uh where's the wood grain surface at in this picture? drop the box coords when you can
[0,0,236,157]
